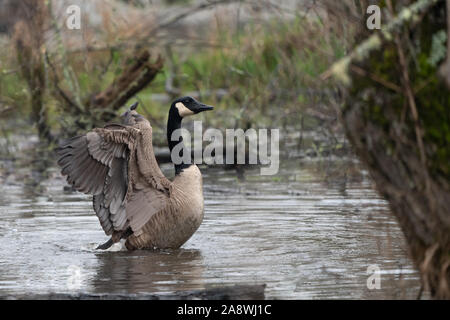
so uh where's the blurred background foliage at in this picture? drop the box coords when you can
[0,0,360,151]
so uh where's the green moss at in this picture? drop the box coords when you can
[345,4,450,180]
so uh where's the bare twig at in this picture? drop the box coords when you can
[164,45,182,98]
[45,52,83,114]
[386,0,430,193]
[350,65,403,93]
[145,0,241,38]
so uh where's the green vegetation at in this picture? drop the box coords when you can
[0,14,346,149]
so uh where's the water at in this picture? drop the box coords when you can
[0,157,424,299]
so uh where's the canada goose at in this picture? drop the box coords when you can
[56,97,214,250]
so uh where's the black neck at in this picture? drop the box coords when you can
[167,105,191,175]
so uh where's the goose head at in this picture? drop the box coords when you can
[121,102,148,125]
[172,96,214,118]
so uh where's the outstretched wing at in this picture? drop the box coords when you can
[56,126,137,235]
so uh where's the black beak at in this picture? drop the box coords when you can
[195,103,214,113]
[130,102,139,111]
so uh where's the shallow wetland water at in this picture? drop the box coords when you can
[0,154,424,299]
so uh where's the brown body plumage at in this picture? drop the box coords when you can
[57,98,213,250]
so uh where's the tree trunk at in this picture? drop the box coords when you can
[329,0,450,298]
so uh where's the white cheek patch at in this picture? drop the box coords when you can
[175,102,194,117]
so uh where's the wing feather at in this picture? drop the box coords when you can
[57,127,136,234]
[126,187,169,235]
[57,120,170,238]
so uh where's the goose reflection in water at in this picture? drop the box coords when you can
[91,249,206,294]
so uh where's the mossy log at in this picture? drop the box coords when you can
[329,0,450,299]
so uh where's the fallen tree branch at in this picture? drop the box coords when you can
[47,49,164,133]
[90,50,164,113]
